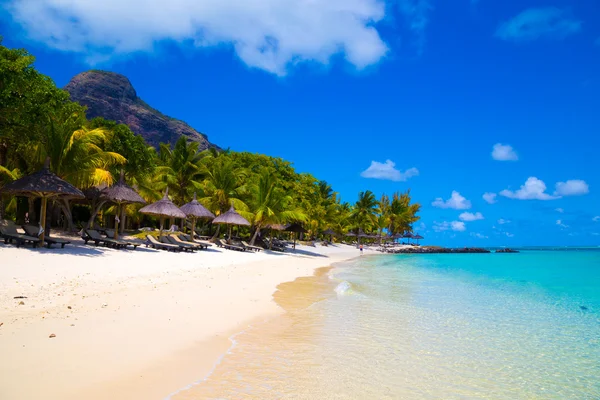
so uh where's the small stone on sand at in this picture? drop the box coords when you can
[49,334,56,338]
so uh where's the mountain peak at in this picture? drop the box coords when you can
[64,70,218,150]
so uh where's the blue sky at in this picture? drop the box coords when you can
[1,0,599,246]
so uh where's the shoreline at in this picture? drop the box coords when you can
[0,242,366,400]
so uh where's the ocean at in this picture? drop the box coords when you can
[172,249,600,399]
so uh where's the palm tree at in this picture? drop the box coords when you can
[0,165,20,219]
[248,170,306,245]
[156,137,205,205]
[351,190,378,240]
[25,110,126,231]
[388,191,421,235]
[199,156,248,238]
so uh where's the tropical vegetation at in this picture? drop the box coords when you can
[0,39,421,242]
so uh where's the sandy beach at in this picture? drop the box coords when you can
[0,241,366,400]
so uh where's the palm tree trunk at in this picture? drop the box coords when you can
[59,198,75,232]
[250,226,261,246]
[211,224,221,240]
[28,197,36,224]
[87,200,106,229]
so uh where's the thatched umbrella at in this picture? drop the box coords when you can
[180,192,215,240]
[138,188,186,237]
[284,222,307,250]
[212,205,250,242]
[403,231,414,244]
[322,228,336,242]
[413,234,424,244]
[0,158,84,247]
[101,171,145,239]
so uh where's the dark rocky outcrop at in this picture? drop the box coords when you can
[64,71,218,150]
[496,248,520,253]
[383,247,491,254]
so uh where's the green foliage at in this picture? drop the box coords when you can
[89,117,156,178]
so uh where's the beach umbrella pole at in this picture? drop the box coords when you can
[39,196,47,247]
[191,217,196,240]
[159,216,164,237]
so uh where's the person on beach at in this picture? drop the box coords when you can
[359,244,363,254]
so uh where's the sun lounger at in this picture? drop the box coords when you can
[215,238,246,252]
[0,220,40,248]
[181,234,213,248]
[163,235,196,252]
[241,241,262,252]
[264,239,285,252]
[146,235,180,252]
[170,234,210,250]
[82,229,124,248]
[104,229,139,250]
[22,225,71,248]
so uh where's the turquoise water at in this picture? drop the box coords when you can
[176,250,600,399]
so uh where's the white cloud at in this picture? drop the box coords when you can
[505,232,515,238]
[360,160,419,182]
[483,192,497,204]
[491,143,518,161]
[471,232,488,239]
[451,221,466,232]
[433,221,466,232]
[556,219,569,228]
[5,0,390,75]
[497,219,511,225]
[499,177,559,201]
[592,216,600,222]
[555,208,564,213]
[432,191,471,210]
[459,212,484,222]
[496,7,582,42]
[554,180,589,196]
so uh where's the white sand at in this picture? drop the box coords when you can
[0,241,366,400]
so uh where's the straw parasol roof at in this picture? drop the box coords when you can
[284,223,307,233]
[139,189,186,219]
[101,171,145,239]
[345,232,357,237]
[180,193,215,219]
[322,228,337,236]
[101,171,145,205]
[266,224,285,231]
[414,234,424,240]
[403,232,415,239]
[0,158,84,246]
[180,192,215,239]
[1,158,84,199]
[284,222,306,250]
[212,205,250,243]
[139,188,186,237]
[212,205,250,226]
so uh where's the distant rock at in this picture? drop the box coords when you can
[64,71,219,150]
[49,333,56,338]
[496,248,520,253]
